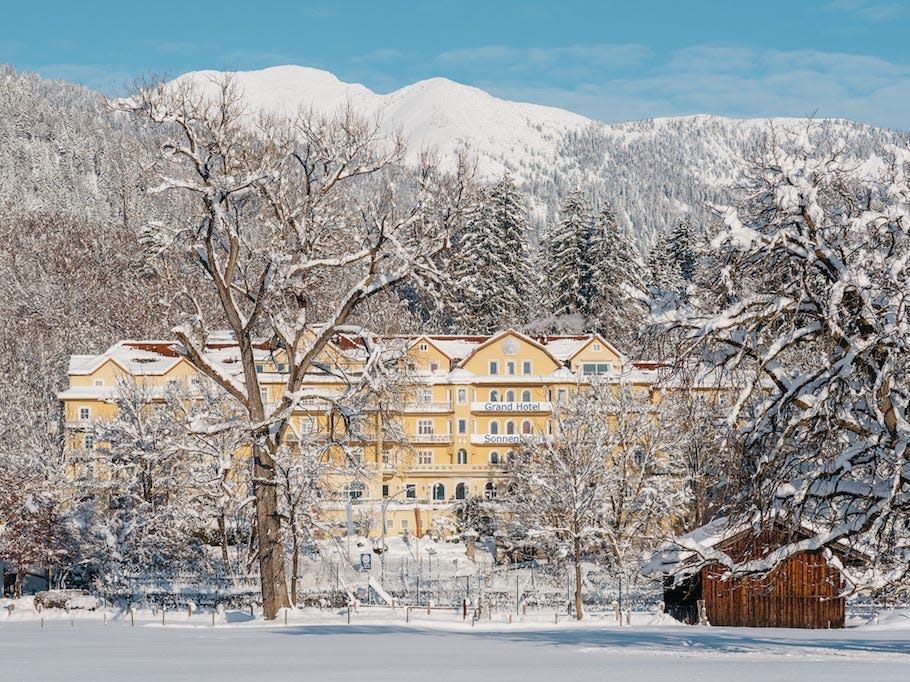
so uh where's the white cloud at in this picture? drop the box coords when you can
[467,45,910,130]
[824,0,906,21]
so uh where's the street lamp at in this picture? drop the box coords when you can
[378,487,410,586]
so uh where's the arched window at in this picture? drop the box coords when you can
[521,390,531,402]
[344,482,366,500]
[505,389,515,402]
[490,421,499,435]
[484,482,498,500]
[489,451,500,465]
[522,420,532,434]
[457,449,468,465]
[506,421,515,435]
[432,482,446,501]
[455,482,468,500]
[490,390,500,402]
[506,449,517,465]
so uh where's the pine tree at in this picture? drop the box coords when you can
[450,175,534,333]
[668,219,699,282]
[543,191,591,318]
[648,230,684,294]
[588,202,648,341]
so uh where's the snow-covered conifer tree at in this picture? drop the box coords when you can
[587,202,648,342]
[542,191,591,319]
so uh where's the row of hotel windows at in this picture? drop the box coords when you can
[416,419,538,435]
[415,449,515,465]
[346,481,501,501]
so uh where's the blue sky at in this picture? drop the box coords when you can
[2,1,909,129]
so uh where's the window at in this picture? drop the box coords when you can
[457,388,467,404]
[260,387,269,404]
[582,362,612,376]
[429,361,439,372]
[275,363,288,373]
[432,483,446,501]
[557,389,567,405]
[522,361,532,375]
[506,361,516,375]
[382,484,389,498]
[521,389,531,402]
[592,343,602,352]
[382,451,391,465]
[506,389,515,402]
[457,419,467,434]
[405,484,416,500]
[79,407,91,421]
[417,387,432,405]
[490,421,499,435]
[489,389,500,402]
[457,449,468,464]
[489,451,500,465]
[417,450,433,465]
[633,446,646,468]
[506,421,515,435]
[83,433,95,451]
[418,342,428,352]
[506,450,517,464]
[522,420,532,434]
[417,419,433,435]
[401,519,409,530]
[299,417,316,434]
[484,482,498,500]
[489,360,499,375]
[344,482,366,500]
[255,364,265,373]
[455,482,468,500]
[93,379,104,387]
[386,519,394,531]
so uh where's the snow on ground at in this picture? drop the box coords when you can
[1,605,909,681]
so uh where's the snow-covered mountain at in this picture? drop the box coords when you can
[2,64,905,248]
[173,66,907,246]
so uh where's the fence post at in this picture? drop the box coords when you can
[462,599,467,620]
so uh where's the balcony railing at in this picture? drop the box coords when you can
[410,432,453,444]
[401,401,453,413]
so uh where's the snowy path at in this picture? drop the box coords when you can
[1,620,909,681]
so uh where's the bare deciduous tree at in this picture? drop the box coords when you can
[126,76,472,617]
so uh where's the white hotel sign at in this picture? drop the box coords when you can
[471,402,552,413]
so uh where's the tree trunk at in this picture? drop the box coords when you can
[218,511,232,580]
[253,444,290,619]
[14,568,24,598]
[573,534,584,620]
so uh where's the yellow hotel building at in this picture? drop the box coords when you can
[59,329,663,537]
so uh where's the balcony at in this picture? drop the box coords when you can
[401,401,453,413]
[410,432,453,444]
[470,401,551,413]
[404,463,508,474]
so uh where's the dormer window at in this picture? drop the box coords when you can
[582,362,612,376]
[593,343,602,352]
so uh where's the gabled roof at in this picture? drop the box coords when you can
[455,329,563,369]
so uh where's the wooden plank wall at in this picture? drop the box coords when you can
[701,529,845,628]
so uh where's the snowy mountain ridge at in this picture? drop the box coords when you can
[173,66,907,245]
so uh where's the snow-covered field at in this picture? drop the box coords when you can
[2,606,909,681]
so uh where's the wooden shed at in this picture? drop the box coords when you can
[646,518,850,629]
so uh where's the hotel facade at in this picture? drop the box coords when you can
[59,329,666,538]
